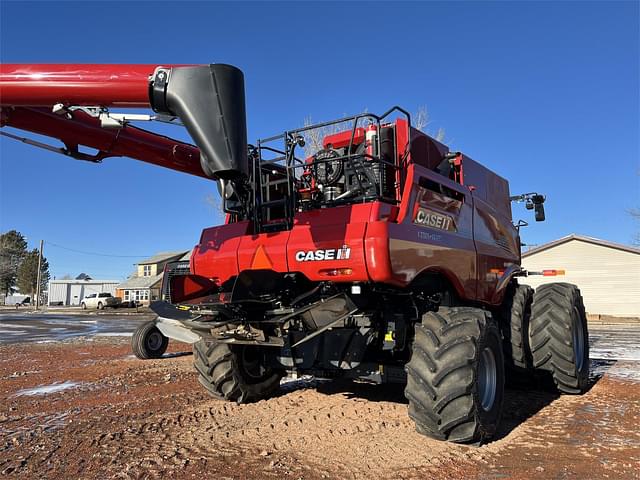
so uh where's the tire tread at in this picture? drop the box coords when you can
[529,283,589,394]
[404,307,504,444]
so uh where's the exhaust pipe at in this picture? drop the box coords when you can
[149,64,248,180]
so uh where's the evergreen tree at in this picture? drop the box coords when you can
[16,249,50,299]
[0,230,28,296]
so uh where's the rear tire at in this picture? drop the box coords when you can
[193,340,283,403]
[97,301,103,310]
[404,307,505,444]
[529,283,589,394]
[81,302,86,310]
[131,321,169,359]
[499,283,533,370]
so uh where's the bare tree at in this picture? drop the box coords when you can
[301,115,358,159]
[303,105,447,159]
[205,193,224,216]
[414,106,428,132]
[630,208,640,246]
[414,105,446,143]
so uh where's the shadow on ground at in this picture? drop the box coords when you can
[279,358,618,442]
[162,351,193,359]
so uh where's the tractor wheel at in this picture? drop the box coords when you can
[404,307,505,444]
[499,283,534,370]
[131,321,169,359]
[529,283,589,394]
[193,340,283,403]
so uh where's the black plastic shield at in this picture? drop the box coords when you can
[150,64,248,180]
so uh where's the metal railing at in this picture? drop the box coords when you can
[250,107,412,234]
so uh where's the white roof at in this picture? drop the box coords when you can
[523,234,640,257]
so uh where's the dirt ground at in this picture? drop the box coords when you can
[1,327,639,479]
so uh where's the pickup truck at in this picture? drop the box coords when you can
[80,292,120,310]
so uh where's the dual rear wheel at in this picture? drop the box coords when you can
[405,282,589,444]
[529,283,589,393]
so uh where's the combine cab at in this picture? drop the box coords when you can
[0,63,589,444]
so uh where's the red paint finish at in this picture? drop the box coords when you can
[186,118,514,305]
[169,274,218,303]
[287,205,370,282]
[193,222,250,283]
[237,233,289,273]
[192,204,375,285]
[323,128,366,149]
[385,163,478,300]
[0,64,184,107]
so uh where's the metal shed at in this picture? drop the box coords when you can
[48,279,120,306]
[521,234,640,317]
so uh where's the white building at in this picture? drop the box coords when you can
[521,234,640,317]
[48,279,120,306]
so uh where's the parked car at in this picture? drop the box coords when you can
[5,295,30,306]
[16,296,30,307]
[80,292,120,310]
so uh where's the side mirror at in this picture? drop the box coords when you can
[531,194,545,222]
[510,192,546,222]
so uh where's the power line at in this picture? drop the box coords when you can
[45,241,152,258]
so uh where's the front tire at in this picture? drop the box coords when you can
[529,283,589,394]
[131,321,169,359]
[193,340,283,403]
[404,307,505,444]
[81,302,86,310]
[97,301,103,310]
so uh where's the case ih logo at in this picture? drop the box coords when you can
[414,207,456,232]
[295,245,351,262]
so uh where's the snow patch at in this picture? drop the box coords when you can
[0,329,28,335]
[591,348,640,362]
[607,362,640,382]
[14,381,81,397]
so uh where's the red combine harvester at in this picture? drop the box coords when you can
[0,63,589,444]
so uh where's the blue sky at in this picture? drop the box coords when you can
[1,1,638,280]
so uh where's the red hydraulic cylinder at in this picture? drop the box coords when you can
[0,64,187,108]
[1,106,208,178]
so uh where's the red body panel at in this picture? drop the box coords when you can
[194,205,374,284]
[323,128,366,149]
[288,205,371,282]
[193,222,250,284]
[189,157,519,306]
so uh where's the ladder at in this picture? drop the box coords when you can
[252,138,296,234]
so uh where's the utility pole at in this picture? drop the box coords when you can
[35,240,43,310]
